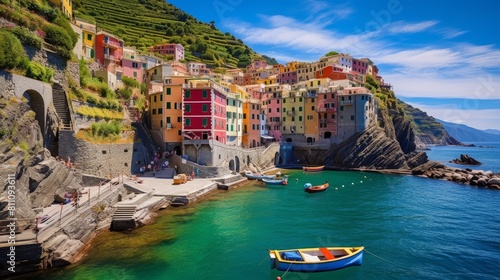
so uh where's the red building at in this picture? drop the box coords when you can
[182,79,227,144]
[316,66,349,81]
[94,31,124,70]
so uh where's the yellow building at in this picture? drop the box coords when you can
[255,75,277,85]
[74,18,96,59]
[49,0,72,18]
[296,78,331,143]
[281,89,305,142]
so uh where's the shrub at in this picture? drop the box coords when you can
[91,121,122,137]
[43,23,73,52]
[117,87,132,99]
[121,76,140,88]
[53,15,78,47]
[26,62,53,82]
[10,27,42,49]
[0,30,27,69]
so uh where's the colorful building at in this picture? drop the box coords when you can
[188,62,210,76]
[74,18,96,60]
[94,31,124,71]
[122,47,146,83]
[181,79,228,165]
[317,86,339,141]
[242,97,262,148]
[148,43,185,61]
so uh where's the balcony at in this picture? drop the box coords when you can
[317,107,336,113]
[103,39,121,49]
[340,100,353,106]
[287,111,296,116]
[104,53,121,62]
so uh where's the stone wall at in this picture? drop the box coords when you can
[179,141,280,176]
[59,131,134,177]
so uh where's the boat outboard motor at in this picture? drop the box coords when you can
[303,183,312,189]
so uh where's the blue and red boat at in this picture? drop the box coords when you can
[268,246,364,272]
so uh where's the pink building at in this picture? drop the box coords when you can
[262,85,283,141]
[149,43,185,61]
[122,47,145,83]
[352,58,368,75]
[278,71,297,85]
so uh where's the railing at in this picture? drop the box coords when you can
[287,111,296,116]
[340,100,353,105]
[104,53,121,61]
[103,39,121,48]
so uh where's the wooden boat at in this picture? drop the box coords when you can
[245,172,275,181]
[269,246,364,272]
[304,182,329,193]
[302,165,325,172]
[262,177,288,186]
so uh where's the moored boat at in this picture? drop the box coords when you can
[269,246,364,272]
[245,172,275,181]
[262,177,288,186]
[302,165,325,172]
[304,181,329,193]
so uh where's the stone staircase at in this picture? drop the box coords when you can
[132,122,157,160]
[52,83,72,130]
[126,105,137,122]
[112,205,137,221]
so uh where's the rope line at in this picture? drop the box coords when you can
[281,262,293,279]
[258,255,268,266]
[364,249,402,268]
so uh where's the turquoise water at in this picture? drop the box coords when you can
[30,169,500,280]
[425,142,500,173]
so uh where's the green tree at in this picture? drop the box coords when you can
[0,30,26,69]
[325,51,339,56]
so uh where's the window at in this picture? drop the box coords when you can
[154,96,157,102]
[185,104,191,112]
[167,117,171,123]
[133,72,137,77]
[299,107,303,111]
[87,34,92,41]
[177,117,181,122]
[185,90,190,98]
[299,116,303,121]
[202,118,207,126]
[311,106,315,110]
[351,115,355,120]
[202,90,208,98]
[132,62,138,68]
[340,106,344,111]
[186,118,191,126]
[283,117,286,122]
[243,113,247,119]
[202,104,208,112]
[166,102,171,109]
[152,109,156,115]
[166,88,171,95]
[158,108,163,114]
[160,120,163,127]
[160,95,163,101]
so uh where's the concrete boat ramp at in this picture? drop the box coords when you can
[111,172,246,230]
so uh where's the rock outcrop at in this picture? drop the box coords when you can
[323,125,409,169]
[412,162,499,189]
[450,154,482,165]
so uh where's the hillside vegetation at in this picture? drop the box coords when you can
[74,0,277,68]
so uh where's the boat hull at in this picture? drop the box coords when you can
[302,166,325,172]
[262,179,287,185]
[245,173,275,181]
[270,246,364,272]
[304,183,328,193]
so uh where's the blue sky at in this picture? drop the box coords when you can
[168,0,500,130]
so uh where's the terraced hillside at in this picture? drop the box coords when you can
[74,0,277,68]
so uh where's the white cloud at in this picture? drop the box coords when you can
[387,20,438,34]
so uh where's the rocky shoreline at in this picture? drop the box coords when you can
[412,161,500,189]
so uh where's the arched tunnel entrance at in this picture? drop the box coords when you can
[23,90,45,138]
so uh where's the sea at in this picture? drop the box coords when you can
[24,142,500,280]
